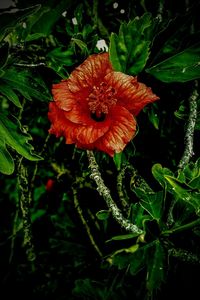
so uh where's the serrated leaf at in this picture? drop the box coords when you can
[0,5,41,43]
[0,114,42,175]
[109,13,154,75]
[0,137,14,175]
[146,241,165,293]
[146,43,200,82]
[1,67,50,102]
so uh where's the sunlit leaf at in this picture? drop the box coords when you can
[146,43,200,82]
[152,164,174,188]
[109,13,155,75]
[0,114,42,174]
[164,175,200,214]
[96,210,110,220]
[106,233,140,242]
[0,137,14,175]
[1,67,51,102]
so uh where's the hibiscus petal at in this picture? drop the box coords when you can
[104,71,159,116]
[48,102,76,143]
[94,106,136,156]
[74,119,111,144]
[68,53,113,93]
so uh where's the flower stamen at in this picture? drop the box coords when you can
[87,82,117,121]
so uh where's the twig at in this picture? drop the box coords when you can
[72,185,103,257]
[17,158,36,268]
[87,150,143,234]
[14,62,46,67]
[178,81,198,169]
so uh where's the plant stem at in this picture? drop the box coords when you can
[178,80,198,169]
[17,158,36,268]
[162,217,200,235]
[87,151,143,235]
[72,185,103,257]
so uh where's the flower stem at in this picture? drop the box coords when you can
[87,151,143,235]
[178,80,198,169]
[72,184,103,257]
[162,217,200,235]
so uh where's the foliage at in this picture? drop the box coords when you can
[0,0,200,299]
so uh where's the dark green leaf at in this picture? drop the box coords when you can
[146,43,200,82]
[31,0,75,36]
[2,68,51,102]
[47,47,75,66]
[0,5,41,43]
[0,42,9,69]
[139,191,164,220]
[146,241,165,293]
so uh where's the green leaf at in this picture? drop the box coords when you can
[106,233,140,242]
[139,191,164,220]
[0,137,14,175]
[96,210,110,220]
[0,84,22,108]
[0,5,41,43]
[0,114,42,175]
[164,175,200,214]
[0,42,9,69]
[47,47,75,66]
[146,43,200,82]
[146,241,165,293]
[1,67,51,102]
[109,13,154,75]
[152,163,174,188]
[31,0,75,36]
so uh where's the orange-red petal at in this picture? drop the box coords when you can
[104,71,159,116]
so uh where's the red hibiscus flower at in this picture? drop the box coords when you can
[48,53,159,156]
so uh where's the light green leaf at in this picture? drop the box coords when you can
[109,13,154,75]
[1,67,51,102]
[0,137,14,175]
[0,84,21,108]
[0,114,42,175]
[146,43,200,82]
[152,163,174,188]
[164,175,200,214]
[96,210,110,220]
[113,152,123,171]
[106,233,140,242]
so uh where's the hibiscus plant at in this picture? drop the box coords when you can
[0,0,200,299]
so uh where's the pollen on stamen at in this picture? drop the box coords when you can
[87,82,117,116]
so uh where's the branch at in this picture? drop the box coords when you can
[87,151,143,235]
[178,81,198,169]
